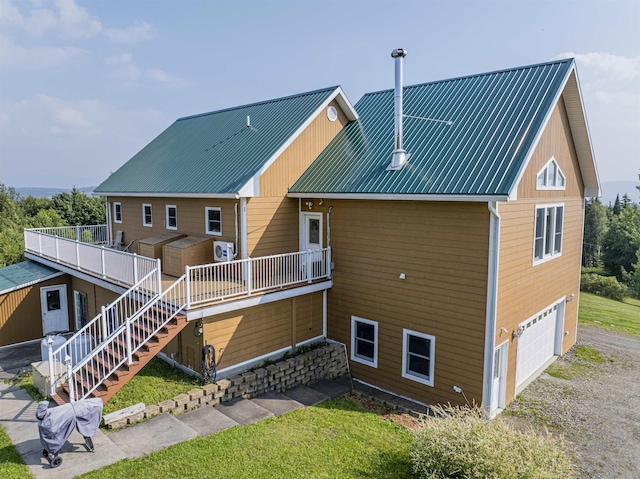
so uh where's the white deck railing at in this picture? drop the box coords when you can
[186,248,331,307]
[24,226,157,287]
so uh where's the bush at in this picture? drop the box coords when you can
[580,273,628,301]
[411,405,575,479]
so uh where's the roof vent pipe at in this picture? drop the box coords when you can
[390,48,407,170]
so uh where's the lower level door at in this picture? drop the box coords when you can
[41,285,69,335]
[491,341,508,413]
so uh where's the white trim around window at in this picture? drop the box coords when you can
[142,203,152,227]
[536,157,566,190]
[166,205,177,230]
[533,203,564,265]
[350,316,378,368]
[402,329,435,387]
[205,207,222,236]
[113,202,122,223]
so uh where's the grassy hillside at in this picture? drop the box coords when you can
[579,292,640,336]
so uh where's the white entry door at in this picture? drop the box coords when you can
[300,212,323,279]
[41,285,69,335]
[491,341,508,414]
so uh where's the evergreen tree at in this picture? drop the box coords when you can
[612,194,622,215]
[602,205,640,280]
[583,198,609,267]
[51,188,105,226]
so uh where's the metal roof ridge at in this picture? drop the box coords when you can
[177,86,340,121]
[360,58,575,99]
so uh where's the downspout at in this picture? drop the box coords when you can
[327,206,332,247]
[240,198,248,259]
[482,201,501,417]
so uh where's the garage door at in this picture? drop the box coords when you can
[515,302,561,388]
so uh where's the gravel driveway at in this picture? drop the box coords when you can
[506,325,640,479]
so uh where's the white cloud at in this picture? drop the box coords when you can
[145,68,193,89]
[0,34,87,69]
[0,0,155,43]
[104,54,192,89]
[104,21,155,44]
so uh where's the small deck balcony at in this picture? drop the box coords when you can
[24,225,332,309]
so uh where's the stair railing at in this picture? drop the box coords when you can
[48,262,161,397]
[61,275,187,401]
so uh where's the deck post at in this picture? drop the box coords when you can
[55,237,59,261]
[185,265,191,309]
[65,356,75,402]
[246,260,252,296]
[101,247,106,278]
[326,247,331,278]
[126,317,133,365]
[307,250,312,283]
[76,226,81,242]
[156,258,162,294]
[47,337,55,397]
[75,241,80,268]
[101,306,108,341]
[133,253,138,284]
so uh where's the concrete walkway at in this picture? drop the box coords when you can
[0,368,352,478]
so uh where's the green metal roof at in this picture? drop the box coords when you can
[290,59,575,197]
[95,87,340,195]
[0,261,61,295]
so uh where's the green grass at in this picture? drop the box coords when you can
[78,397,413,479]
[103,358,202,415]
[546,345,608,380]
[0,423,33,479]
[14,373,46,402]
[579,292,640,337]
[574,345,605,363]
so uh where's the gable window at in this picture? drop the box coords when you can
[113,202,122,223]
[166,205,177,230]
[142,204,152,227]
[350,316,378,367]
[533,204,564,264]
[402,329,435,387]
[536,158,566,190]
[205,207,222,236]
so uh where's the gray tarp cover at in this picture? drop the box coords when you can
[36,398,104,454]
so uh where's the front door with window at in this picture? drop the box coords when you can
[41,285,69,335]
[300,212,323,279]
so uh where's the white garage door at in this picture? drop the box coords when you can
[515,302,562,388]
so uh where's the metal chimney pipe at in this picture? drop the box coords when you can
[391,48,407,169]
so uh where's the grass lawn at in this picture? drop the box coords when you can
[79,397,414,479]
[0,423,33,479]
[103,357,202,415]
[579,292,640,337]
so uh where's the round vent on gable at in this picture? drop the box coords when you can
[327,106,338,122]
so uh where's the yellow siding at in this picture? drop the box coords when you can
[0,276,72,346]
[246,197,299,257]
[497,97,585,405]
[70,278,119,322]
[259,100,349,197]
[300,199,490,406]
[106,197,239,258]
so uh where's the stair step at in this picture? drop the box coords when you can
[51,390,69,406]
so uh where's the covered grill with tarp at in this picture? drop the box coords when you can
[36,398,103,468]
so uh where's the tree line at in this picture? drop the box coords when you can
[0,183,105,267]
[583,185,640,297]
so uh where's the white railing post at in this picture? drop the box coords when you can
[55,237,59,261]
[38,233,42,254]
[126,317,133,365]
[307,250,312,283]
[101,246,106,278]
[76,241,80,268]
[101,305,108,341]
[185,265,191,309]
[133,253,138,284]
[76,226,81,242]
[65,356,75,403]
[47,336,55,397]
[156,258,162,294]
[326,247,331,278]
[246,260,253,296]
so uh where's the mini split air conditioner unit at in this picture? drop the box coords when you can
[214,241,235,262]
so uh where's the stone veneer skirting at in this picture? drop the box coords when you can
[106,342,348,429]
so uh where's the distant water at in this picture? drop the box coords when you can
[14,186,96,198]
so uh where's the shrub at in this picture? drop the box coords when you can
[580,273,628,301]
[411,405,575,479]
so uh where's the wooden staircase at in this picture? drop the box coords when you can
[52,313,189,406]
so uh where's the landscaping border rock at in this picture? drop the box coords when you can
[105,342,348,429]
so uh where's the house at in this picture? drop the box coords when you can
[6,54,598,416]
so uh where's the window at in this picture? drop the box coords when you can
[142,204,152,227]
[533,204,564,264]
[74,291,88,330]
[402,329,435,386]
[113,202,122,223]
[166,205,177,230]
[536,158,566,190]
[205,207,222,236]
[350,316,378,367]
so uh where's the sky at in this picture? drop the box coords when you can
[0,0,638,189]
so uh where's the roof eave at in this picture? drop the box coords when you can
[94,192,240,199]
[287,192,510,202]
